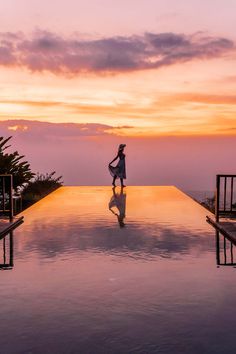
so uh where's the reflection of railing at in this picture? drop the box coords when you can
[215,231,236,267]
[216,175,236,222]
[0,175,13,221]
[0,232,14,270]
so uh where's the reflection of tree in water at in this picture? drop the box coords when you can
[109,187,126,228]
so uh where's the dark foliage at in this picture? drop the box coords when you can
[0,136,34,191]
[200,195,215,213]
[0,136,63,212]
[22,172,63,208]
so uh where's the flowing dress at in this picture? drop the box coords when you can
[109,151,126,179]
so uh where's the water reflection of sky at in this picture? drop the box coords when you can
[1,186,236,354]
[15,187,215,258]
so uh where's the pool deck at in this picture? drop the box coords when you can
[0,216,24,239]
[206,215,236,245]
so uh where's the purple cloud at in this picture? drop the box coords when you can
[0,30,234,75]
[0,119,131,139]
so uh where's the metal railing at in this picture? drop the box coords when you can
[215,230,236,267]
[0,174,13,221]
[0,231,14,270]
[215,174,236,221]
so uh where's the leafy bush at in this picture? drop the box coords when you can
[200,195,215,213]
[1,136,63,211]
[0,136,34,191]
[22,172,63,208]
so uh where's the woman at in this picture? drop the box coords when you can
[108,144,126,187]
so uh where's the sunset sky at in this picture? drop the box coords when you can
[0,0,236,136]
[0,1,236,189]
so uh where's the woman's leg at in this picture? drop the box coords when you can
[112,175,117,186]
[120,178,126,187]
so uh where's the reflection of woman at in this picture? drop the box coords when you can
[108,144,126,187]
[109,187,126,228]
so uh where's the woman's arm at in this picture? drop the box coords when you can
[109,154,118,165]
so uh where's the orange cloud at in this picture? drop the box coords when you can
[169,93,236,105]
[8,124,28,131]
[0,89,236,137]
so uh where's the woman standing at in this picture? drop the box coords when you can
[108,144,126,187]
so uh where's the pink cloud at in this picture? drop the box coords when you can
[0,119,130,140]
[0,30,234,75]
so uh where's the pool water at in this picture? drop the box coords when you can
[0,186,236,354]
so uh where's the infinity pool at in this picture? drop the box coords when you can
[0,186,236,354]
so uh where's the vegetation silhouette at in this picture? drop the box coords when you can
[0,136,63,210]
[22,172,63,208]
[0,136,34,191]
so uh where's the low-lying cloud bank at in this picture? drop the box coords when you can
[0,30,234,75]
[0,119,123,138]
[0,119,236,190]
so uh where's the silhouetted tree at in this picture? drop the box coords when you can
[0,136,34,191]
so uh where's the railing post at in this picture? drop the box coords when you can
[223,237,227,264]
[0,174,14,221]
[9,231,14,268]
[230,177,234,212]
[223,177,227,211]
[216,175,220,222]
[2,177,5,212]
[215,231,220,266]
[9,175,14,221]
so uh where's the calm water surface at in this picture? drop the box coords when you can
[0,186,236,354]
